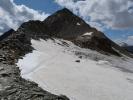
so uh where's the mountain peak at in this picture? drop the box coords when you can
[43,8,76,24]
[56,8,73,15]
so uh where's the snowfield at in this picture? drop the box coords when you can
[17,39,133,100]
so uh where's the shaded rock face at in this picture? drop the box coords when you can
[74,35,120,56]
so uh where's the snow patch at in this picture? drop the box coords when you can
[17,39,133,100]
[97,60,110,65]
[83,32,93,36]
[77,22,80,25]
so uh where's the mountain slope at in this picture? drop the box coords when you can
[0,8,133,100]
[18,39,133,100]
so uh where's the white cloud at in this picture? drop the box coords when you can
[126,35,133,45]
[86,21,105,31]
[115,35,133,45]
[0,0,49,35]
[55,0,133,30]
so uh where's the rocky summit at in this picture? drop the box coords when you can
[0,8,133,100]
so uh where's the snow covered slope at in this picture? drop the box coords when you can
[17,38,133,100]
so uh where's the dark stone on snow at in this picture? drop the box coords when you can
[75,60,80,63]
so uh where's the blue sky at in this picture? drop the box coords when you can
[15,0,61,14]
[0,0,133,45]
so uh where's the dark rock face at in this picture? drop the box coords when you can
[0,8,133,100]
[74,33,120,56]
